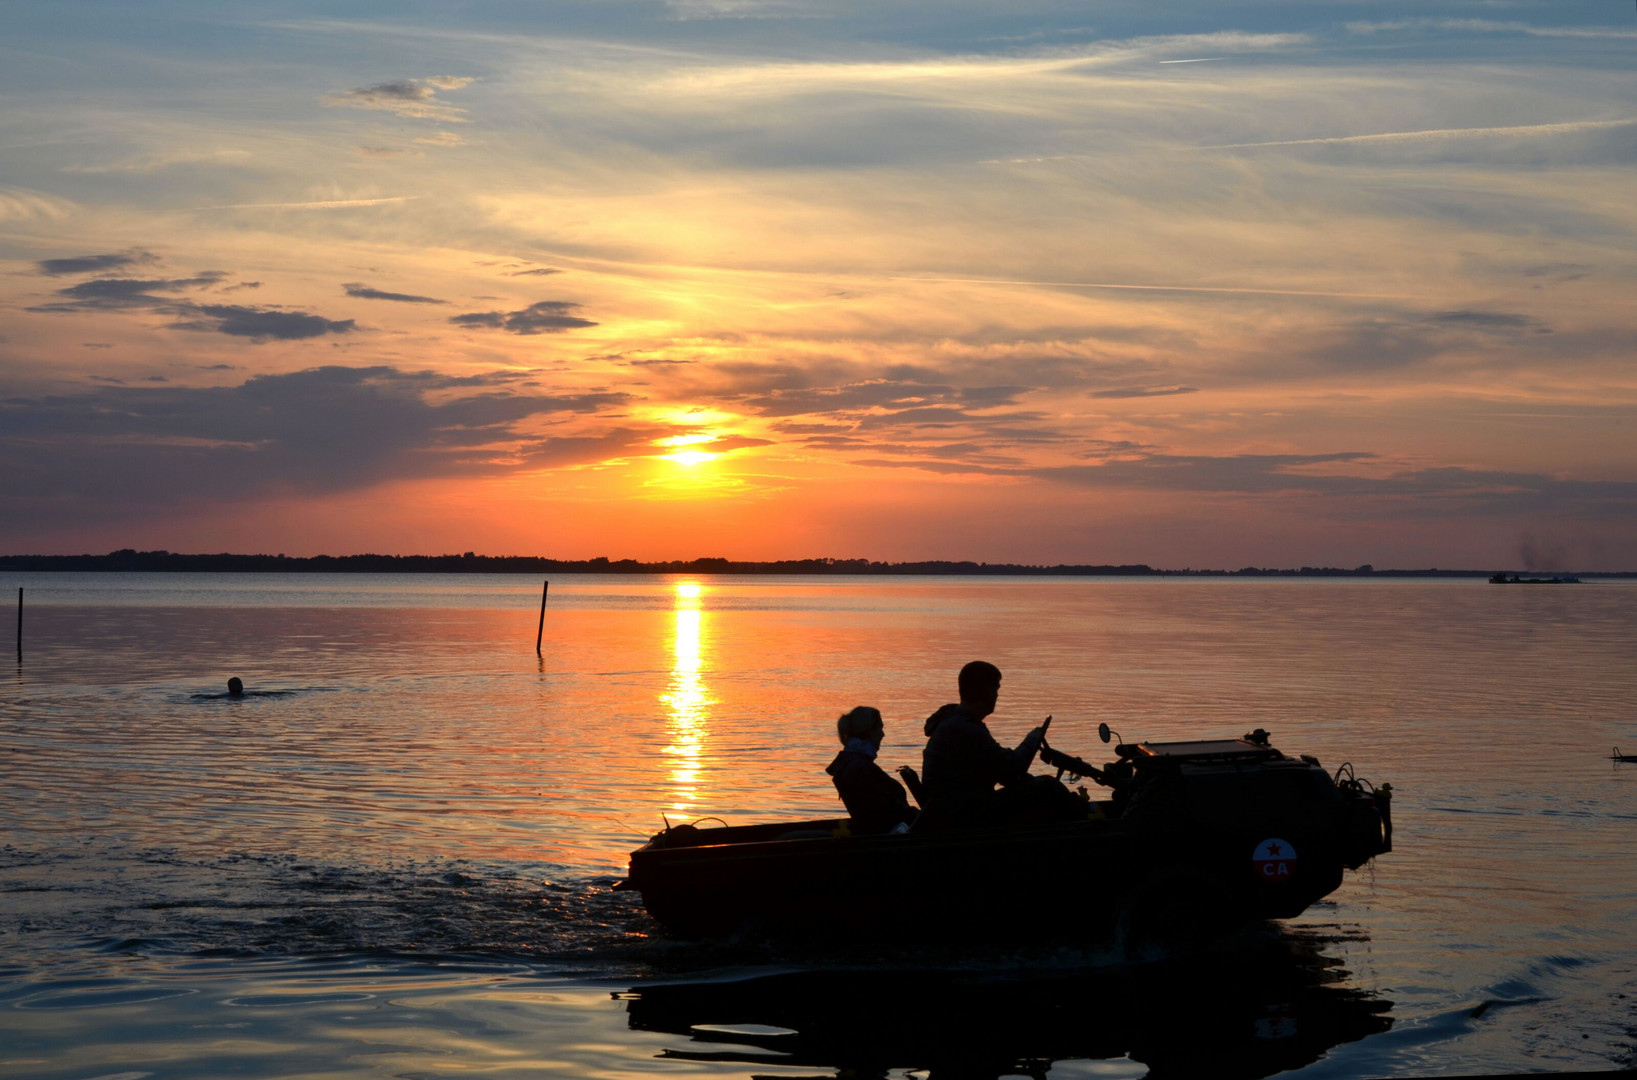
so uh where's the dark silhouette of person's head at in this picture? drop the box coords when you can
[958,660,1002,720]
[837,705,885,748]
[227,677,244,697]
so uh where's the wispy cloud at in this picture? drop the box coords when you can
[0,186,73,223]
[1203,118,1637,151]
[843,447,1637,523]
[62,148,252,174]
[36,250,158,277]
[192,196,420,211]
[1347,19,1637,41]
[1028,454,1637,519]
[890,275,1412,300]
[1090,385,1198,399]
[663,0,822,20]
[28,272,355,342]
[323,77,476,122]
[733,378,1025,418]
[650,31,1309,96]
[343,283,447,304]
[449,301,598,335]
[1431,310,1546,332]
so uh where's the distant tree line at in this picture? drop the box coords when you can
[1,549,1156,575]
[5,549,1629,576]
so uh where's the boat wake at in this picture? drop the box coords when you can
[0,842,655,972]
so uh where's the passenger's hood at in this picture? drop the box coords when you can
[923,702,961,737]
[825,750,863,777]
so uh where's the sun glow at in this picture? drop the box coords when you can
[658,408,737,428]
[663,449,719,466]
[659,433,717,447]
[656,432,721,467]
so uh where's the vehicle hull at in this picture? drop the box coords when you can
[625,809,1361,942]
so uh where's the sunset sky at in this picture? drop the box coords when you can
[2,1,1633,569]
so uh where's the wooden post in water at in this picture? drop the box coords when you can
[535,579,549,656]
[14,587,20,663]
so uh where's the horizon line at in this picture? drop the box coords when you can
[1,550,1629,577]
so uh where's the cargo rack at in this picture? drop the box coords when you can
[1119,737,1285,764]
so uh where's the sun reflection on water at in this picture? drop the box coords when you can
[660,581,711,813]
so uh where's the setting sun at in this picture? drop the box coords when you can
[656,432,722,466]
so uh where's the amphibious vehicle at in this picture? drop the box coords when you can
[618,727,1391,945]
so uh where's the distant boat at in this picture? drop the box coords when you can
[1489,572,1581,584]
[1614,747,1637,763]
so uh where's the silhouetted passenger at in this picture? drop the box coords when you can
[921,661,1077,829]
[826,706,916,835]
[227,677,244,697]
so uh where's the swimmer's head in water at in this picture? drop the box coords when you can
[227,677,244,696]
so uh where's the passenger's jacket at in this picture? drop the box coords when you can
[826,744,916,834]
[921,704,1043,826]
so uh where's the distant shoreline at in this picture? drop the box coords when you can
[2,550,1632,578]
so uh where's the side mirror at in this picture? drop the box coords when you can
[1098,723,1111,744]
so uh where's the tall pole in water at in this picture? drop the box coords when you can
[14,587,20,663]
[535,579,549,656]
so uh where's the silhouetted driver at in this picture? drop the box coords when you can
[919,661,1061,829]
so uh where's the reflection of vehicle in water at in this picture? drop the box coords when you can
[620,936,1393,1080]
[619,729,1392,945]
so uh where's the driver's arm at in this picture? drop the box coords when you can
[978,723,1042,786]
[1015,724,1046,764]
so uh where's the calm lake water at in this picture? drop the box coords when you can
[2,572,1634,1078]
